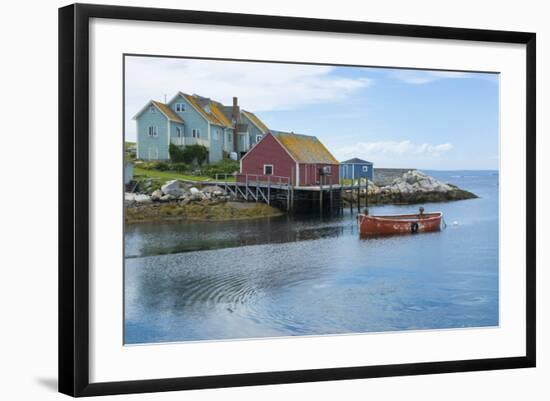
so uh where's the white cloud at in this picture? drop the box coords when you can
[125,57,371,138]
[336,140,454,160]
[391,70,471,84]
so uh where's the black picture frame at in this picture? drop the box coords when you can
[59,3,536,397]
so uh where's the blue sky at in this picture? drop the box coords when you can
[125,56,499,170]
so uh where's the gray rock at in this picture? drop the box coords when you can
[190,187,200,195]
[151,190,163,201]
[189,192,202,201]
[202,185,224,194]
[161,180,187,197]
[134,194,152,204]
[160,194,175,202]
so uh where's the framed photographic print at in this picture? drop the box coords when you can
[58,3,536,397]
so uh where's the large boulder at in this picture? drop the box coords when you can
[391,171,452,193]
[134,194,152,204]
[124,192,136,206]
[161,180,188,197]
[159,194,175,202]
[202,185,225,196]
[151,189,163,201]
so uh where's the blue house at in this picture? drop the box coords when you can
[340,158,374,181]
[133,93,270,163]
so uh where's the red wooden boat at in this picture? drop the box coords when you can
[357,208,443,235]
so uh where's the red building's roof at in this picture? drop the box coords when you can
[272,131,339,165]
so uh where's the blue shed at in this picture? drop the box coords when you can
[340,158,374,181]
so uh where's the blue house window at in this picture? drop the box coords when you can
[150,106,156,113]
[176,127,181,137]
[362,165,369,172]
[256,134,263,143]
[175,103,186,112]
[192,129,200,138]
[148,126,158,137]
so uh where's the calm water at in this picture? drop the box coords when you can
[124,170,499,344]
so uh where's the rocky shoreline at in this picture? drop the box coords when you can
[125,170,477,223]
[342,170,478,205]
[125,180,283,223]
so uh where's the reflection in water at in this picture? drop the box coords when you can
[125,215,350,258]
[125,171,499,344]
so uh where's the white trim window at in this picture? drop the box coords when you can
[192,128,201,138]
[256,134,263,143]
[148,126,158,137]
[264,164,273,175]
[149,106,156,113]
[176,127,181,137]
[175,103,186,112]
[362,165,369,172]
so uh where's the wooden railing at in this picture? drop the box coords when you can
[235,173,290,187]
[170,137,210,148]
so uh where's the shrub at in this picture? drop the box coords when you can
[140,161,170,171]
[170,144,209,166]
[184,145,209,166]
[170,162,190,173]
[169,143,187,163]
[200,160,240,178]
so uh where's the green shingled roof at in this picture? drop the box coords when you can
[272,131,339,164]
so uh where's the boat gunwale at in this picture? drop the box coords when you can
[358,212,443,222]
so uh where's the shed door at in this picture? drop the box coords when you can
[148,146,158,160]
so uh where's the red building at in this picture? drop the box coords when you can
[240,131,340,186]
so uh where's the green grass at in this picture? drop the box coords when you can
[341,178,370,185]
[134,167,235,184]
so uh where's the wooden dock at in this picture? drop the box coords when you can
[195,174,370,215]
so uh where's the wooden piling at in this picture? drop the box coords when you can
[291,185,295,213]
[357,179,361,212]
[286,183,290,212]
[349,180,353,213]
[267,176,271,205]
[365,178,369,210]
[319,179,323,213]
[329,182,333,213]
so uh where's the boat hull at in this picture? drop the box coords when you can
[358,212,442,235]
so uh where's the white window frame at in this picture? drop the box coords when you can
[263,164,274,175]
[362,165,369,173]
[323,166,332,174]
[150,106,156,113]
[192,128,201,138]
[176,127,181,137]
[148,126,158,137]
[256,134,263,143]
[175,103,186,112]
